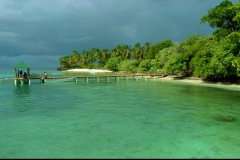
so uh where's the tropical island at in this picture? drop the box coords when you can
[57,0,240,84]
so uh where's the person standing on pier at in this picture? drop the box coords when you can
[44,72,47,78]
[15,69,17,78]
[23,72,27,79]
[19,70,23,77]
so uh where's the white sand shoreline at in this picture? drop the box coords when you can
[66,68,112,73]
[157,76,240,90]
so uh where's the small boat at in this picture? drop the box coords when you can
[43,77,77,83]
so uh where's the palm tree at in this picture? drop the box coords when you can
[70,49,81,68]
[80,50,90,67]
[132,42,144,60]
[144,42,151,59]
[111,45,122,58]
[59,55,71,69]
[122,44,132,60]
[100,48,110,66]
[91,47,101,63]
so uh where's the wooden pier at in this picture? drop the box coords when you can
[13,61,166,85]
[30,72,166,83]
[11,63,167,85]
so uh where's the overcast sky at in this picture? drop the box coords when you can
[0,0,238,69]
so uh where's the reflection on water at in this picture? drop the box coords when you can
[12,85,32,114]
[13,85,31,96]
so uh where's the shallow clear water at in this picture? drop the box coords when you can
[0,72,240,158]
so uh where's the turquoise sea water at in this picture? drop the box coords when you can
[1,68,240,158]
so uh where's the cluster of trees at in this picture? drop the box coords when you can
[58,40,172,71]
[58,0,240,82]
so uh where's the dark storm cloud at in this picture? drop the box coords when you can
[0,0,238,68]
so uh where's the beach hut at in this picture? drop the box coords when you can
[14,61,31,85]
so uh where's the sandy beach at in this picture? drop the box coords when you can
[66,68,112,73]
[158,76,240,90]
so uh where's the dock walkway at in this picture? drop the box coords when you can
[30,72,167,82]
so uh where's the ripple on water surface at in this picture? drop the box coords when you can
[0,79,240,158]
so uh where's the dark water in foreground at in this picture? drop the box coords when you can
[0,71,240,158]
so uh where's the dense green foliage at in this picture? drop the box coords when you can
[58,0,240,82]
[105,57,123,71]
